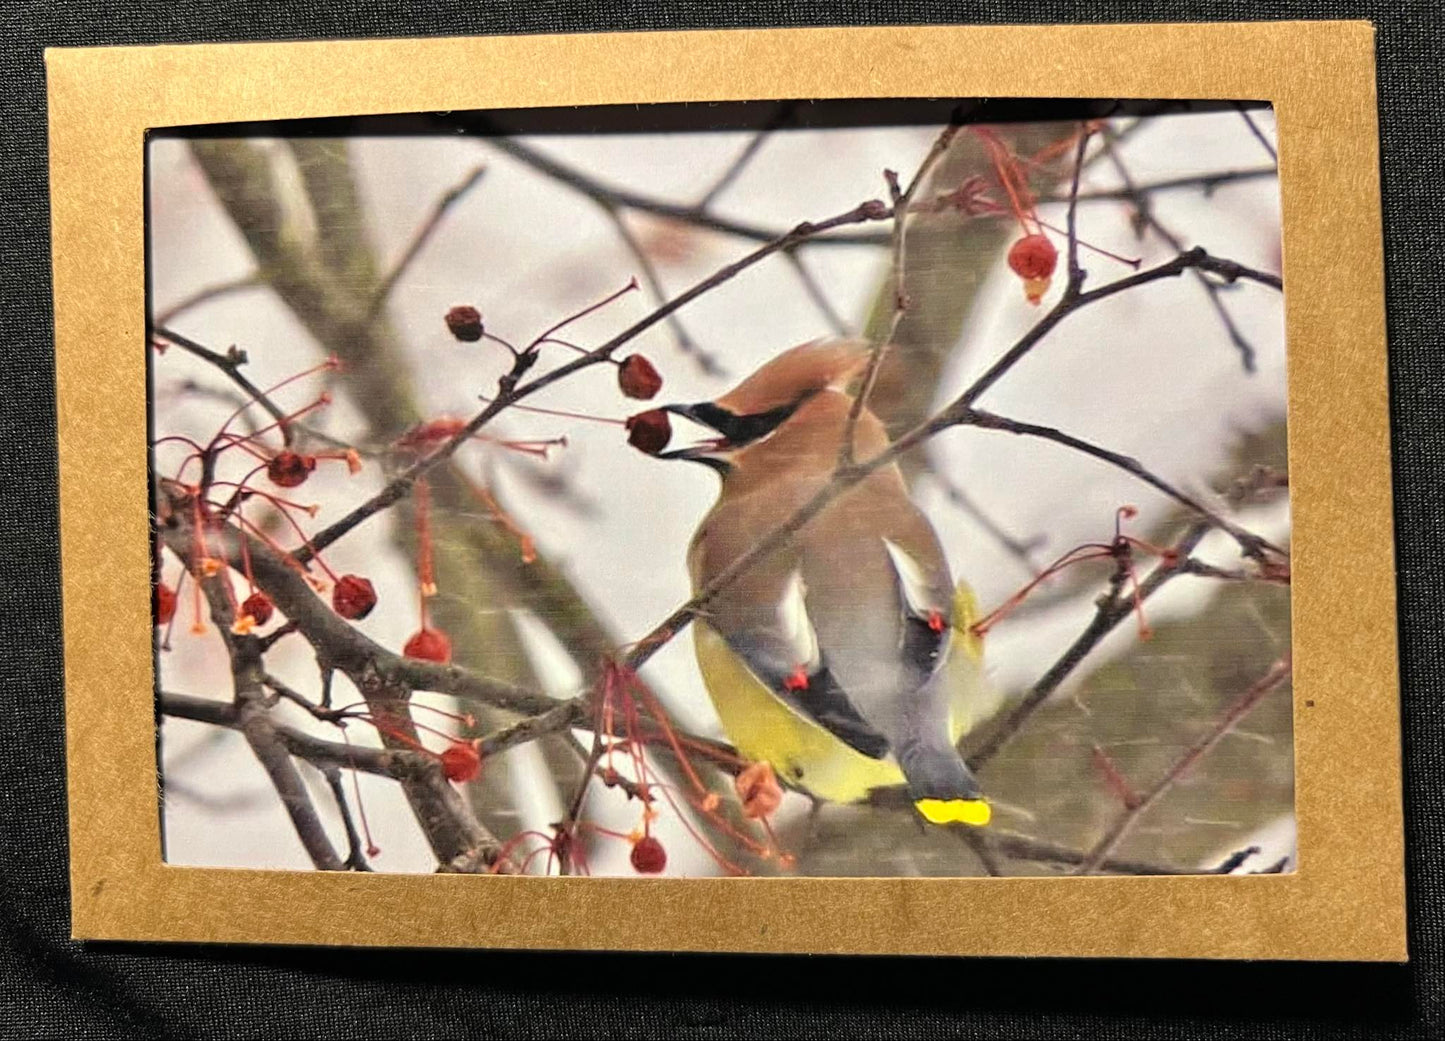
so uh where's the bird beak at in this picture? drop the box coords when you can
[655,403,734,462]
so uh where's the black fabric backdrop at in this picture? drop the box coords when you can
[2,2,1440,1037]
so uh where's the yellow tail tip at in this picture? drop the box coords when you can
[915,798,991,827]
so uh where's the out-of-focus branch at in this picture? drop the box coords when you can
[1098,130,1270,372]
[842,124,961,467]
[1075,656,1293,875]
[981,827,1192,875]
[930,472,1046,574]
[1235,105,1279,163]
[367,164,487,319]
[783,250,851,335]
[597,201,722,374]
[152,273,264,328]
[695,127,772,210]
[1040,165,1278,203]
[484,134,888,248]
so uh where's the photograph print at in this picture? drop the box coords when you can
[147,98,1291,879]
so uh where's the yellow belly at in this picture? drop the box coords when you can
[694,623,987,804]
[694,624,904,803]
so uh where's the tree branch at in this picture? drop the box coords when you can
[178,562,345,871]
[963,522,1212,770]
[485,134,888,248]
[367,164,487,319]
[151,326,294,445]
[1075,656,1292,875]
[841,125,960,467]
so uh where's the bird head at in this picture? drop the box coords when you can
[656,340,871,471]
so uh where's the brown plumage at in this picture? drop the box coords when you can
[661,340,991,822]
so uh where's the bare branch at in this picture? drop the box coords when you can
[1075,656,1292,874]
[484,135,888,248]
[1041,166,1278,204]
[959,408,1286,561]
[842,124,961,466]
[367,164,487,319]
[1098,131,1260,372]
[963,523,1212,770]
[151,326,294,445]
[1235,104,1279,163]
[930,472,1046,574]
[179,567,345,871]
[783,249,851,336]
[152,273,265,327]
[160,691,401,777]
[321,766,375,871]
[696,128,772,210]
[598,202,723,374]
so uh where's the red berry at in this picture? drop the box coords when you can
[1007,234,1057,280]
[332,574,377,620]
[440,741,482,783]
[403,626,452,663]
[445,305,484,342]
[630,835,667,874]
[267,450,316,488]
[155,582,177,626]
[624,409,672,455]
[242,591,274,626]
[617,355,663,400]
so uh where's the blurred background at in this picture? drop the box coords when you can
[149,100,1289,877]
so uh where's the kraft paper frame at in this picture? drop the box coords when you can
[48,21,1404,960]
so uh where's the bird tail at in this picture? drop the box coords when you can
[897,740,991,827]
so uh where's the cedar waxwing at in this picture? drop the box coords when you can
[658,340,992,826]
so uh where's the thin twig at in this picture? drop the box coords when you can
[841,125,961,467]
[1099,131,1258,372]
[151,326,294,445]
[963,522,1212,770]
[475,699,588,757]
[982,828,1193,876]
[322,766,375,871]
[182,570,345,871]
[1064,124,1092,287]
[367,164,487,319]
[485,135,888,248]
[599,202,723,374]
[1041,166,1278,204]
[696,127,772,210]
[160,693,402,776]
[1075,656,1292,874]
[931,472,1046,574]
[152,273,265,328]
[783,249,851,336]
[1235,104,1279,163]
[959,408,1285,561]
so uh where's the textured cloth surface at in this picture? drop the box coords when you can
[1,2,1440,1037]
